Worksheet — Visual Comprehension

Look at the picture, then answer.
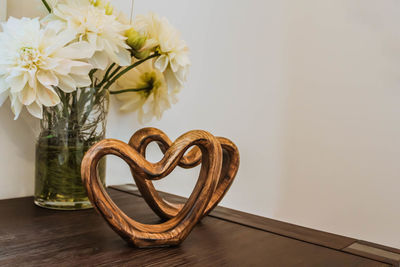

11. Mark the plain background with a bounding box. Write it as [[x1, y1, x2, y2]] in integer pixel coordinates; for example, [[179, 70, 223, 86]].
[[0, 0, 399, 249]]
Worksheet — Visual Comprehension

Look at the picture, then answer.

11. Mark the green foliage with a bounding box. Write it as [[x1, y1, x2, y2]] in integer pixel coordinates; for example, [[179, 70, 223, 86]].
[[34, 87, 109, 210]]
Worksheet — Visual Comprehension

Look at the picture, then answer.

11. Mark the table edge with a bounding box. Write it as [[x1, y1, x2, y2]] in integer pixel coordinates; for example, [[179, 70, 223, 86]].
[[109, 184, 400, 266]]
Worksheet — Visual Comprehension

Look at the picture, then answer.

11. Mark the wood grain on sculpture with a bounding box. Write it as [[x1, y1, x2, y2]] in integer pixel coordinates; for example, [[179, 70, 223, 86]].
[[81, 128, 240, 248]]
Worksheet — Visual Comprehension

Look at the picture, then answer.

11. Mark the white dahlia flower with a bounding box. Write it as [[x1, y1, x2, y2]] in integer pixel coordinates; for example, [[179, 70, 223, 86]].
[[0, 17, 93, 119], [49, 0, 131, 70], [133, 12, 190, 93], [115, 60, 176, 124]]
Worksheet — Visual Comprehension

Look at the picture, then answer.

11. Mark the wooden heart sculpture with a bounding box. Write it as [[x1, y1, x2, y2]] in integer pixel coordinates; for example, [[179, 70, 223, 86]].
[[128, 128, 240, 220], [81, 128, 239, 248]]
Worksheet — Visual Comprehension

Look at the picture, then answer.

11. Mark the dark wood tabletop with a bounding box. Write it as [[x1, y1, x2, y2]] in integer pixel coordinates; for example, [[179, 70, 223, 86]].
[[0, 184, 399, 266]]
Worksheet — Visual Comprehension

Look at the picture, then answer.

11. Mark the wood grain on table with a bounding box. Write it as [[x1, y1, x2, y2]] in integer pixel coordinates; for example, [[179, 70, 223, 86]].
[[0, 185, 398, 266]]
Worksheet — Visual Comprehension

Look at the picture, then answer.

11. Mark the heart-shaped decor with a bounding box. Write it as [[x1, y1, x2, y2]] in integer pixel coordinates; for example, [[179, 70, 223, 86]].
[[81, 128, 240, 248], [128, 128, 240, 220]]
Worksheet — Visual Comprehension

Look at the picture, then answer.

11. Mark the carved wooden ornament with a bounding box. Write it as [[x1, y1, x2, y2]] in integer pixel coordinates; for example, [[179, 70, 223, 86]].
[[81, 128, 240, 248]]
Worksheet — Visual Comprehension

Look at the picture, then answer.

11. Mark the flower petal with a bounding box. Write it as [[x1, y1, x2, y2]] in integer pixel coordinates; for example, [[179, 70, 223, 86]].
[[7, 73, 28, 93], [56, 41, 95, 60], [88, 51, 109, 70], [120, 97, 143, 112], [10, 94, 23, 120], [69, 61, 92, 76], [169, 57, 179, 73], [37, 84, 60, 107], [87, 33, 97, 46], [70, 74, 91, 87], [154, 55, 169, 72], [53, 60, 72, 75], [42, 22, 75, 55], [58, 75, 76, 93], [113, 47, 131, 67], [18, 84, 36, 105], [0, 91, 8, 107], [175, 52, 191, 67], [0, 78, 9, 94], [27, 101, 43, 119], [174, 67, 188, 84], [164, 68, 182, 92], [37, 70, 59, 87]]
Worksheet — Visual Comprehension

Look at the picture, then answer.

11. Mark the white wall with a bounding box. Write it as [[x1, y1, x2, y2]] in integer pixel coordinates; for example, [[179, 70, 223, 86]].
[[279, 0, 400, 250], [0, 0, 6, 21], [1, 0, 399, 249], [0, 0, 42, 200]]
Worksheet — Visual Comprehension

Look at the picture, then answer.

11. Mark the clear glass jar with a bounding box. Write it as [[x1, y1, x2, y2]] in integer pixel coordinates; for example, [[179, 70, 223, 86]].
[[34, 87, 109, 210]]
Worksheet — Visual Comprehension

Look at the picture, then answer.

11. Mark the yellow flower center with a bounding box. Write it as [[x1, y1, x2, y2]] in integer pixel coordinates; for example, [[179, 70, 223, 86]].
[[139, 71, 162, 98], [89, 0, 113, 15], [19, 47, 41, 69]]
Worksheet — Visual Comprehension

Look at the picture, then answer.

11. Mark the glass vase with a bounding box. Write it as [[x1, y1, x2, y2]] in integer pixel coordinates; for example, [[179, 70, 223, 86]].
[[34, 87, 109, 210]]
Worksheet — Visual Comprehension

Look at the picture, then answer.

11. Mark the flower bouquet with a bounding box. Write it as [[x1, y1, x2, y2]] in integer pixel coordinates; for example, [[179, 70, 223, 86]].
[[0, 0, 190, 210]]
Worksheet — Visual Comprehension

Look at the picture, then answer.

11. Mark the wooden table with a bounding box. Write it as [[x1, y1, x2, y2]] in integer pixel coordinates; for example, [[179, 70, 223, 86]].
[[1, 184, 399, 266]]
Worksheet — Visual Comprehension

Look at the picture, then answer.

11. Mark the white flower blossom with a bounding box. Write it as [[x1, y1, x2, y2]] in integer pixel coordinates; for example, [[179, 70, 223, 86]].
[[115, 60, 176, 124], [49, 0, 131, 70], [133, 12, 190, 93], [0, 17, 93, 119]]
